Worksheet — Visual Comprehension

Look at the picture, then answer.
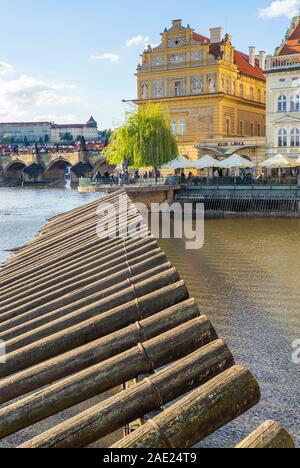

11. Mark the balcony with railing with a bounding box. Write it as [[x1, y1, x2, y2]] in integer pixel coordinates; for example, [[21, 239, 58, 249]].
[[266, 54, 300, 72]]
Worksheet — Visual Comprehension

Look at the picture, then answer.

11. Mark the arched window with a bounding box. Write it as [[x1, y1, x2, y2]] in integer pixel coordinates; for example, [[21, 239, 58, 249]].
[[291, 128, 300, 147], [278, 128, 288, 147], [278, 95, 287, 112], [291, 95, 300, 111]]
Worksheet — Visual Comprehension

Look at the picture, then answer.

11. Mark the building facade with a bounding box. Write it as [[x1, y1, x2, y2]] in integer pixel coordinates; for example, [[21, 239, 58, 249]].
[[0, 122, 52, 144], [136, 20, 266, 162], [50, 117, 98, 143], [265, 16, 300, 160], [0, 117, 98, 144]]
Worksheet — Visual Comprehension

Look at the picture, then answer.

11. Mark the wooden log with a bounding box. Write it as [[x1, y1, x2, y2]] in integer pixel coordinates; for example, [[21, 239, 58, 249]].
[[0, 241, 164, 307], [236, 421, 295, 449], [113, 365, 260, 449], [0, 281, 188, 378], [19, 340, 234, 449], [0, 210, 145, 281], [0, 230, 151, 295], [1, 266, 179, 353], [0, 321, 224, 440], [0, 242, 164, 328], [0, 244, 165, 318], [3, 196, 137, 266], [0, 299, 204, 405]]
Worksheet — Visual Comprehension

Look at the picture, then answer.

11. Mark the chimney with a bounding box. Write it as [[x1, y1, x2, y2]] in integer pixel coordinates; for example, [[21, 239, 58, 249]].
[[210, 27, 224, 44], [249, 46, 256, 67], [259, 51, 266, 71]]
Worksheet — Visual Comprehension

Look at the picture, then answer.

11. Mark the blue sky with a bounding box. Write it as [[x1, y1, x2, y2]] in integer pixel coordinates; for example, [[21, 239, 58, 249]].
[[0, 0, 299, 128]]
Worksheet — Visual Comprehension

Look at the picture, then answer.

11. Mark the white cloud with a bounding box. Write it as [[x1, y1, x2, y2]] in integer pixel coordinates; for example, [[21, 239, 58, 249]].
[[125, 35, 151, 47], [33, 114, 78, 123], [90, 53, 119, 63], [259, 0, 299, 18], [0, 61, 14, 77], [0, 72, 83, 121]]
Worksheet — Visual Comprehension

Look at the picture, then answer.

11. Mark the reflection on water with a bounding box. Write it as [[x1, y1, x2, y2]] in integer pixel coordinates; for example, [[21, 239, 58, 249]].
[[0, 188, 299, 447], [159, 218, 300, 447]]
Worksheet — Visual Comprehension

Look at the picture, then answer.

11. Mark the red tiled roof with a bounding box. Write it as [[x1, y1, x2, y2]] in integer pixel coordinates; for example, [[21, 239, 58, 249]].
[[279, 23, 300, 55], [192, 31, 265, 81], [234, 50, 265, 81], [192, 32, 210, 43]]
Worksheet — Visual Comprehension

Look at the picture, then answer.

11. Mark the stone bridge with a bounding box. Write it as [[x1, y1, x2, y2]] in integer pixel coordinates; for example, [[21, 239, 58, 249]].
[[0, 151, 106, 183]]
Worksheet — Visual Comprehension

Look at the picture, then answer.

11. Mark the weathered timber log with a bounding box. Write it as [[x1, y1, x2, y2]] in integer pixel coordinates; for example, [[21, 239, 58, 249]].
[[0, 230, 151, 295], [2, 194, 137, 268], [1, 267, 179, 352], [0, 242, 165, 328], [113, 365, 260, 449], [0, 320, 224, 440], [0, 281, 188, 378], [0, 300, 204, 405], [236, 421, 295, 449], [0, 209, 144, 281], [0, 196, 139, 271], [0, 244, 165, 317], [0, 241, 164, 308], [19, 340, 234, 449]]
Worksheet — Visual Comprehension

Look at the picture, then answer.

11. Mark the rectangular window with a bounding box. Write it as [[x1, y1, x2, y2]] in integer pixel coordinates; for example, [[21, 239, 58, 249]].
[[239, 121, 244, 136], [178, 120, 185, 136], [174, 81, 182, 97], [257, 124, 261, 137], [171, 121, 177, 135], [251, 123, 255, 137], [226, 118, 231, 135]]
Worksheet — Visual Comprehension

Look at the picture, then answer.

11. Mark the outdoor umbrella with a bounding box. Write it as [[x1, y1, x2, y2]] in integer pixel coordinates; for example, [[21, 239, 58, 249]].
[[222, 155, 255, 169], [259, 154, 293, 168], [190, 155, 225, 169], [163, 156, 193, 170]]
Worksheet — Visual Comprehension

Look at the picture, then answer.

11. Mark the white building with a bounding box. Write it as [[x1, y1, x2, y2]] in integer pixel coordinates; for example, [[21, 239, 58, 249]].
[[265, 16, 300, 160], [0, 122, 51, 144], [50, 117, 98, 143], [0, 117, 98, 144]]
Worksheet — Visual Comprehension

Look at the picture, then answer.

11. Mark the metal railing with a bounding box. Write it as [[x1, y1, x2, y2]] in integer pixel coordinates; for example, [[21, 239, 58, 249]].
[[79, 176, 181, 188]]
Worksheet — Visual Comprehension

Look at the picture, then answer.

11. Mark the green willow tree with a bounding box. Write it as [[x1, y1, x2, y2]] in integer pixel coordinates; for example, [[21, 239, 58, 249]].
[[103, 104, 178, 168]]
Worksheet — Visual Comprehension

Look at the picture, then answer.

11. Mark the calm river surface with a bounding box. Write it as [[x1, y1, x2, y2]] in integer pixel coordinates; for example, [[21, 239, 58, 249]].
[[0, 187, 299, 448]]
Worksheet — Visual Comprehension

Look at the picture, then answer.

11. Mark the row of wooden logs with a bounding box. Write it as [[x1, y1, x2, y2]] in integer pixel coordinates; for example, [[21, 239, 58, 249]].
[[0, 190, 295, 448]]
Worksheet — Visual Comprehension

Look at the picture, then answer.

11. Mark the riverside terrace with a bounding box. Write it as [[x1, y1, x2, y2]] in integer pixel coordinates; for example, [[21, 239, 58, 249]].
[[78, 176, 300, 215]]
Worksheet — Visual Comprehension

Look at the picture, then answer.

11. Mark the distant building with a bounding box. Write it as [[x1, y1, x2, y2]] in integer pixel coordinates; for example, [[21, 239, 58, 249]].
[[136, 20, 266, 163], [50, 117, 98, 143], [0, 122, 52, 144], [0, 117, 98, 144], [265, 16, 300, 160]]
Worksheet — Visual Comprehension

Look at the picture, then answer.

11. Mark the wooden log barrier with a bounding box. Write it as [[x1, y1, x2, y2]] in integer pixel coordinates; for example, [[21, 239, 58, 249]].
[[19, 340, 234, 449], [2, 267, 180, 352], [0, 299, 205, 405], [0, 281, 188, 378], [0, 321, 225, 440], [0, 230, 151, 296], [113, 365, 260, 449], [236, 421, 295, 449]]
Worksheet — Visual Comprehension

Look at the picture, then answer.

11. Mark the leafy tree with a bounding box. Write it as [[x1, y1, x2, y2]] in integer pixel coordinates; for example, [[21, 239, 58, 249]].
[[103, 104, 178, 168], [60, 132, 74, 143], [44, 134, 49, 144], [2, 135, 10, 144]]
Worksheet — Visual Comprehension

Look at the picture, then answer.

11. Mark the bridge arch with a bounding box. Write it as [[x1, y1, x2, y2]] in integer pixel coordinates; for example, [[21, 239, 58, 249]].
[[4, 160, 27, 180], [44, 159, 72, 181]]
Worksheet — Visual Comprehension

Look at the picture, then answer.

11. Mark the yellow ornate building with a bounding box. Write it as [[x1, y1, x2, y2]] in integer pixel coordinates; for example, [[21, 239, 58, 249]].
[[136, 20, 267, 162]]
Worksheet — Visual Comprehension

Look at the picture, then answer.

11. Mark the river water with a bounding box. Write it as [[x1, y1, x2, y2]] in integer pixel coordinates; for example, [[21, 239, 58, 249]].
[[0, 187, 299, 448]]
